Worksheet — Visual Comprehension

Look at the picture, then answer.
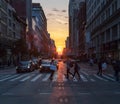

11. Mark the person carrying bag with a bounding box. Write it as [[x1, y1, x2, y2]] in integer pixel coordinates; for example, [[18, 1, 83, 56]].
[[49, 59, 57, 80]]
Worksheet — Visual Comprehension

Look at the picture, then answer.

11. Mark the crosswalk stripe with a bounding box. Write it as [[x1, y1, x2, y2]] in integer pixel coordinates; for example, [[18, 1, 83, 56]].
[[81, 71, 89, 76], [0, 74, 19, 81], [108, 74, 114, 77], [0, 72, 118, 82], [20, 74, 34, 82], [80, 74, 88, 82], [80, 71, 95, 82], [10, 74, 28, 81], [102, 74, 115, 81], [31, 74, 42, 82], [90, 79, 95, 82], [73, 77, 78, 82], [94, 74, 108, 81], [0, 75, 11, 79], [42, 74, 50, 81]]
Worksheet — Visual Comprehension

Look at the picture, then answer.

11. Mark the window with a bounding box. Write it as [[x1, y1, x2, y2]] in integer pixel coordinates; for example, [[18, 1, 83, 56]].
[[112, 25, 118, 40], [13, 23, 15, 30], [106, 29, 110, 41], [9, 19, 12, 27], [101, 32, 105, 43]]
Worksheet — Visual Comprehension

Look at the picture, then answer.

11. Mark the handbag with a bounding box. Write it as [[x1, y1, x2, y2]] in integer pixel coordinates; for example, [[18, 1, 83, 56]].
[[102, 62, 107, 70], [50, 65, 57, 71]]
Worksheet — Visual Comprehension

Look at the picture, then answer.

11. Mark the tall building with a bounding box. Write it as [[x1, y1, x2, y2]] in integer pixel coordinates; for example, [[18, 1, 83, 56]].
[[9, 0, 33, 53], [0, 0, 26, 66], [9, 0, 32, 31], [68, 0, 86, 58], [32, 3, 50, 57], [77, 1, 86, 60], [86, 0, 120, 61]]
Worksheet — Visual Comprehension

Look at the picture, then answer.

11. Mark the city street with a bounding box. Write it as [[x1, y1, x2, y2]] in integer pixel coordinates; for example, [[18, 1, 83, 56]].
[[0, 61, 120, 104]]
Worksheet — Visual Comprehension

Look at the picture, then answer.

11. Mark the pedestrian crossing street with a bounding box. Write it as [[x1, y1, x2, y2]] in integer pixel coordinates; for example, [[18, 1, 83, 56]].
[[0, 71, 117, 83]]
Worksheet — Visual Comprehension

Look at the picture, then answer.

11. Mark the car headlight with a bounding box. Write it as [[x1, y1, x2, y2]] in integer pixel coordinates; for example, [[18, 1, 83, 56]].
[[27, 65, 30, 68]]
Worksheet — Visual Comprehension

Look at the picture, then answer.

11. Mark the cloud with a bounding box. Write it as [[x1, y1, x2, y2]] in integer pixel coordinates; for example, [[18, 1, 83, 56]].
[[55, 19, 67, 25], [64, 23, 68, 25], [52, 8, 59, 12], [65, 16, 68, 18], [47, 13, 54, 16], [61, 10, 66, 12]]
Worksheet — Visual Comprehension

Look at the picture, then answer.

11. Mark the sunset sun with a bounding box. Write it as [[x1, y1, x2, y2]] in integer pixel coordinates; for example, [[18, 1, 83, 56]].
[[57, 47, 63, 55]]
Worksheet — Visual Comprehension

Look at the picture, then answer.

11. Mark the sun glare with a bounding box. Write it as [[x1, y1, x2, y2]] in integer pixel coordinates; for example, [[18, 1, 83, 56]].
[[57, 47, 63, 55]]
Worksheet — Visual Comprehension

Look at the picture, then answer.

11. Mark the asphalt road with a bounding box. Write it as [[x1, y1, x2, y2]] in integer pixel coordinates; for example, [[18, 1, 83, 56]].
[[0, 61, 120, 104]]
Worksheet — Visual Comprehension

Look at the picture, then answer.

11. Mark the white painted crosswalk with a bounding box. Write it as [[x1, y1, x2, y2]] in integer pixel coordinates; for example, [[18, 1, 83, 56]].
[[0, 72, 117, 83]]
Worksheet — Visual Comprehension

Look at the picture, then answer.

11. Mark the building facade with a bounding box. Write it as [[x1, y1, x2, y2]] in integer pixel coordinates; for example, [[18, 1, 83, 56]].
[[0, 0, 26, 66], [9, 0, 32, 52], [32, 3, 51, 57], [68, 0, 86, 59], [86, 0, 120, 61]]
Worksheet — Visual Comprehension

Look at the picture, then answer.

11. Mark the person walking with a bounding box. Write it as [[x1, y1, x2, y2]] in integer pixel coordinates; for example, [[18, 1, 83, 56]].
[[72, 61, 81, 80], [89, 58, 94, 66], [112, 59, 120, 81], [66, 58, 73, 79], [97, 58, 103, 76], [49, 59, 56, 80]]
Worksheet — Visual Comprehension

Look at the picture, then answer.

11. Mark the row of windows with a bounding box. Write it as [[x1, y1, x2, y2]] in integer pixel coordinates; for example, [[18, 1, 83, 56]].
[[0, 0, 7, 11], [90, 0, 118, 32], [87, 0, 117, 24], [91, 24, 119, 47]]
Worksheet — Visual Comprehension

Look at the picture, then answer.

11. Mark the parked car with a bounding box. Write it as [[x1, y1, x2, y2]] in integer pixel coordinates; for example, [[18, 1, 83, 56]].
[[39, 60, 51, 72], [16, 60, 34, 73]]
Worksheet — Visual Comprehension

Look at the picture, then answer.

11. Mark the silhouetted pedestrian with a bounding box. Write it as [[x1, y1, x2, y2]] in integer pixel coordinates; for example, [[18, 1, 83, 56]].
[[49, 59, 56, 80], [112, 59, 120, 81], [66, 58, 73, 79], [97, 58, 103, 76], [73, 61, 81, 80]]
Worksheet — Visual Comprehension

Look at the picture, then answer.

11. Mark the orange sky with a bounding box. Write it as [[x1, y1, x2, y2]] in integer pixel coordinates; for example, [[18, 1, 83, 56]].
[[33, 0, 69, 54]]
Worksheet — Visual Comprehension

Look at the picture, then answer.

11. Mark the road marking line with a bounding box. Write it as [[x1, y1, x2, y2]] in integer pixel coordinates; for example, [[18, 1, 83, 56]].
[[114, 92, 120, 94], [102, 74, 115, 81], [81, 71, 95, 82], [0, 75, 11, 79], [90, 79, 95, 82], [65, 98, 68, 102], [108, 74, 114, 77], [94, 74, 108, 81], [31, 74, 42, 82], [42, 74, 50, 81], [73, 77, 78, 82], [80, 74, 88, 82], [59, 98, 63, 103], [2, 92, 14, 95], [39, 93, 51, 95], [10, 74, 28, 81], [81, 71, 89, 76], [20, 74, 34, 82], [0, 74, 19, 81], [78, 92, 91, 95]]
